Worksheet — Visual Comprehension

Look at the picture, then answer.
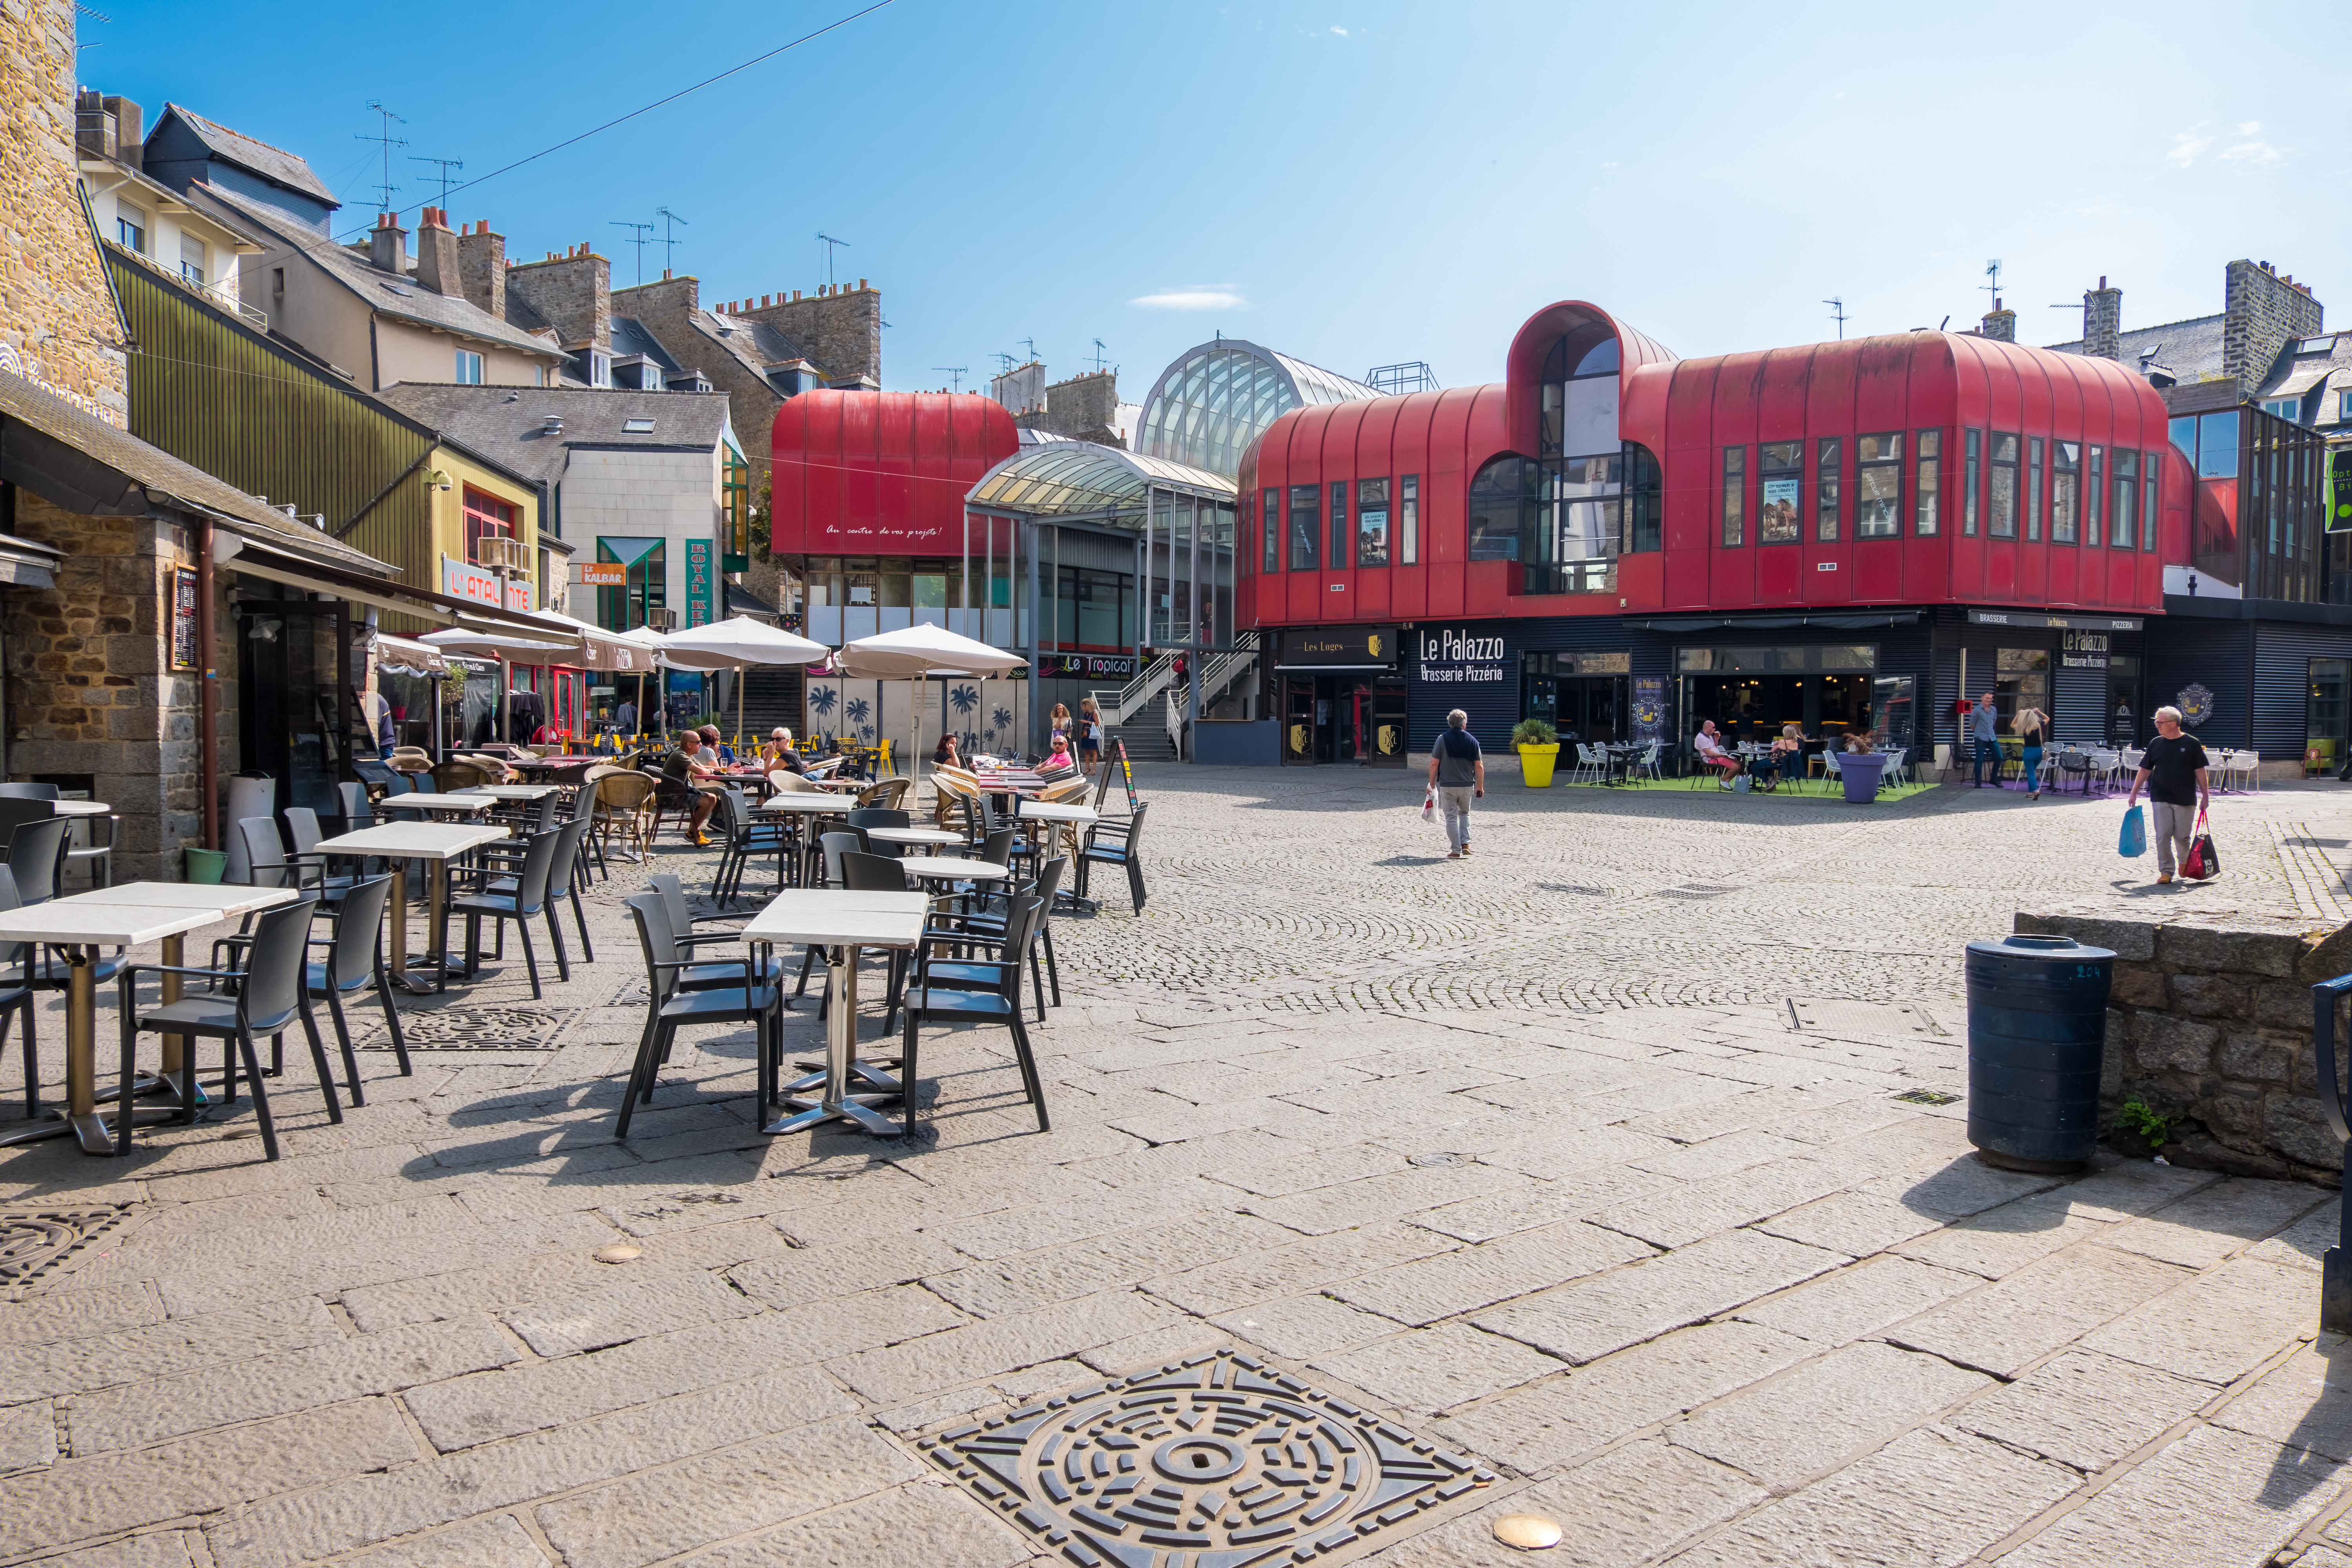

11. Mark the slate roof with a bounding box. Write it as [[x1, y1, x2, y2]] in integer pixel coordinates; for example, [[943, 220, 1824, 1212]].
[[0, 367, 391, 572], [374, 385, 732, 487], [151, 104, 338, 207], [201, 187, 566, 362], [612, 317, 684, 374], [2045, 312, 2228, 385], [2250, 332, 2352, 426]]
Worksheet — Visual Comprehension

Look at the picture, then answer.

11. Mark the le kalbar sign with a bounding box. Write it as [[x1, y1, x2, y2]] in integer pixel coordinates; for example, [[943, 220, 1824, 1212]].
[[1416, 626, 1508, 685], [684, 539, 714, 628]]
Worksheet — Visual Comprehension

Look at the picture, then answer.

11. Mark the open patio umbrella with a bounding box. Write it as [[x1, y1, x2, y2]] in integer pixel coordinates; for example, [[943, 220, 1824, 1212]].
[[417, 625, 583, 744], [834, 623, 1027, 782], [653, 615, 830, 751]]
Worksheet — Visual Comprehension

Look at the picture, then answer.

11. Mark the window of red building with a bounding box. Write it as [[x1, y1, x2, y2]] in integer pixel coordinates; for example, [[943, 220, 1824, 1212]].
[[1721, 448, 1744, 546], [1261, 488, 1279, 573], [1989, 434, 2019, 537], [1855, 434, 1903, 537], [1400, 474, 1419, 564], [1816, 438, 1841, 541], [2113, 450, 2139, 548], [1288, 485, 1319, 570], [1915, 430, 1941, 536], [1758, 442, 1801, 544], [2053, 442, 2080, 543], [2027, 439, 2044, 541]]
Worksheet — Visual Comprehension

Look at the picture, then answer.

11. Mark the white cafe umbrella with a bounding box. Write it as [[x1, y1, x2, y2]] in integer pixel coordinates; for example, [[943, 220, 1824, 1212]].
[[653, 615, 830, 748], [417, 625, 584, 744], [835, 624, 1027, 780]]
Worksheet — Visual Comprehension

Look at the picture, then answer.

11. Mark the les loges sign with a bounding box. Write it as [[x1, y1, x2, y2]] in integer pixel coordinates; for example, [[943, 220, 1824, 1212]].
[[1417, 626, 1508, 684]]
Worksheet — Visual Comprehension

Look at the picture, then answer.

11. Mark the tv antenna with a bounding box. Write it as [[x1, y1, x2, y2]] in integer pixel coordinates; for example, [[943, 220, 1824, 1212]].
[[653, 207, 688, 272], [611, 220, 654, 285], [989, 352, 1017, 374], [408, 155, 463, 208], [356, 101, 408, 212], [1089, 338, 1110, 374], [932, 366, 967, 392], [1981, 259, 2004, 309], [817, 232, 850, 288], [1018, 336, 1038, 362], [1823, 297, 1847, 339]]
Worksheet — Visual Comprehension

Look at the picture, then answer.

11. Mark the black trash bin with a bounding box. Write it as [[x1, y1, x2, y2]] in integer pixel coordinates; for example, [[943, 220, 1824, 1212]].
[[1965, 932, 2115, 1172]]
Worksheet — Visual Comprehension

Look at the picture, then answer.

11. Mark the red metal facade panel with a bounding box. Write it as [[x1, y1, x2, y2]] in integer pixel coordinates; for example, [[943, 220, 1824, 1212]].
[[769, 390, 1016, 556]]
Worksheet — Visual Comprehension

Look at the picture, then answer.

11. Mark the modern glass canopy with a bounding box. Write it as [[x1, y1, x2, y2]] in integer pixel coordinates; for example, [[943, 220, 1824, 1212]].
[[1134, 339, 1378, 478], [966, 437, 1234, 520]]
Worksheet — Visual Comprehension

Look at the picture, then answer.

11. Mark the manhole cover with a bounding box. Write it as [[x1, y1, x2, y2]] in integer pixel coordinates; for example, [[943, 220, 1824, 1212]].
[[1893, 1089, 1963, 1107], [921, 1347, 1497, 1564], [1788, 999, 1946, 1037], [0, 1208, 128, 1286], [361, 1005, 571, 1051]]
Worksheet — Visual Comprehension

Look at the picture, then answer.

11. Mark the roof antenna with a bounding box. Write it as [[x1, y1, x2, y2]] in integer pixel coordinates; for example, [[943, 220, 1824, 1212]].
[[408, 155, 463, 209], [356, 101, 408, 213], [817, 232, 850, 290], [1089, 338, 1109, 374], [1018, 337, 1038, 362], [1939, 314, 1950, 332], [654, 207, 689, 273], [932, 367, 967, 392], [1981, 259, 2004, 310], [1823, 297, 1847, 340], [611, 220, 653, 285], [989, 352, 1016, 374]]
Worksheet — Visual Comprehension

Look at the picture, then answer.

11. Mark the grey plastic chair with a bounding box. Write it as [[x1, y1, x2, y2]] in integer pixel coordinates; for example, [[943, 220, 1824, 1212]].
[[304, 873, 410, 1101]]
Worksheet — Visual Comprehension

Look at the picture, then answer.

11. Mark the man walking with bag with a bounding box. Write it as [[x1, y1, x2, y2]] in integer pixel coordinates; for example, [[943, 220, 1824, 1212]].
[[2124, 705, 2211, 885], [1969, 691, 2001, 787], [1427, 709, 1485, 860]]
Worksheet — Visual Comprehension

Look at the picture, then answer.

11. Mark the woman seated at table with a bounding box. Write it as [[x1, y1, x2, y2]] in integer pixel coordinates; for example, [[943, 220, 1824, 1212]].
[[1762, 724, 1812, 786], [762, 728, 806, 773], [933, 733, 962, 769], [1693, 720, 1743, 788]]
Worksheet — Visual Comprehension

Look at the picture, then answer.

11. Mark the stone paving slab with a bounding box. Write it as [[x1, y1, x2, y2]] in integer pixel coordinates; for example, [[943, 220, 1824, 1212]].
[[1, 770, 2348, 1567]]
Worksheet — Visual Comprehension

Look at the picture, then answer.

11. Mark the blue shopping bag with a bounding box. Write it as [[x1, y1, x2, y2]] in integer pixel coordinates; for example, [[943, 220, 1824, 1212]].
[[2118, 804, 2147, 858]]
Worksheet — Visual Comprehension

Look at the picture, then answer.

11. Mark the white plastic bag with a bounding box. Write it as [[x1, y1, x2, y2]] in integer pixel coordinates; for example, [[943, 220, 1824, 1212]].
[[1420, 789, 1437, 824]]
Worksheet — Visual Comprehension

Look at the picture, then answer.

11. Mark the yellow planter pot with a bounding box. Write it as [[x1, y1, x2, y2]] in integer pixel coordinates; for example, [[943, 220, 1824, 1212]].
[[1517, 742, 1561, 787]]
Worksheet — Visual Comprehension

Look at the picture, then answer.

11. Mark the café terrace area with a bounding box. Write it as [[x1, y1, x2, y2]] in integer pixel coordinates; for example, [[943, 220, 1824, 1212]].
[[0, 759, 2349, 1568]]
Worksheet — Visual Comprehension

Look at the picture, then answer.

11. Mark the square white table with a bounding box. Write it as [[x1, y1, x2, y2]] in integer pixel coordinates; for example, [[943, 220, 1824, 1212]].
[[899, 857, 1010, 885], [0, 883, 298, 1154], [739, 891, 926, 1137], [309, 822, 510, 993], [470, 784, 559, 802], [379, 793, 501, 818], [864, 826, 965, 852]]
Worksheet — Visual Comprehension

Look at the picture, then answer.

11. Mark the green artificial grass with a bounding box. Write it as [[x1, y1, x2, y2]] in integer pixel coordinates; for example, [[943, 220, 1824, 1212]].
[[1522, 772, 1938, 805]]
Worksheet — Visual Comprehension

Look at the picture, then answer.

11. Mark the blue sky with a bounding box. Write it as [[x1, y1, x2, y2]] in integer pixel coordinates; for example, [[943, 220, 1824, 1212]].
[[83, 0, 2349, 396]]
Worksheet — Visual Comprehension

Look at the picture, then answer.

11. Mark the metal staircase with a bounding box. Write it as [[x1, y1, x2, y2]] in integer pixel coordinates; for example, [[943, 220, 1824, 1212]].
[[1090, 632, 1263, 763]]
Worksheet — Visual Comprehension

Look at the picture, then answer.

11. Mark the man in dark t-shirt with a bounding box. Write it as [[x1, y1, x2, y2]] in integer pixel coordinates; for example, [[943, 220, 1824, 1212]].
[[2125, 705, 2210, 884], [1425, 710, 1485, 860], [662, 733, 721, 844]]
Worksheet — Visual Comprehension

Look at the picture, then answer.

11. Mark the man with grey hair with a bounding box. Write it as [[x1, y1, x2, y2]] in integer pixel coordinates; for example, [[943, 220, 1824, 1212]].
[[2125, 704, 2210, 884], [1425, 708, 1485, 860]]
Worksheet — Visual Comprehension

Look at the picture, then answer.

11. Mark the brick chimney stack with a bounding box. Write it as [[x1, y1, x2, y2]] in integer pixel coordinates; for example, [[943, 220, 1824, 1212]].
[[1980, 298, 2016, 342], [456, 220, 505, 319], [368, 212, 408, 277], [2083, 276, 2122, 360], [506, 244, 610, 352], [414, 207, 460, 297]]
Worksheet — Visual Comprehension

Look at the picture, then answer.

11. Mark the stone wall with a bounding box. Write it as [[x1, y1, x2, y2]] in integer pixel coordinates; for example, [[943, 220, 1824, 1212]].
[[612, 274, 776, 465], [4, 490, 210, 879], [2013, 909, 2352, 1183], [2222, 260, 2324, 399], [1016, 370, 1125, 448], [456, 221, 506, 319], [0, 0, 129, 423], [2083, 280, 2122, 361], [1978, 305, 2016, 343], [721, 283, 880, 385]]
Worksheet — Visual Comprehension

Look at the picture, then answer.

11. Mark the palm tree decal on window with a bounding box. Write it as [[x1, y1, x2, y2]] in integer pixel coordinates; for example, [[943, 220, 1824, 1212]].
[[990, 705, 1013, 746], [845, 696, 873, 741], [808, 683, 838, 719]]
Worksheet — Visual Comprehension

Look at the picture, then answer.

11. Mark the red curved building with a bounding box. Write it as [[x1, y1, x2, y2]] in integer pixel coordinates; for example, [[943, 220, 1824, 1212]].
[[1236, 300, 2240, 770], [771, 389, 1018, 560]]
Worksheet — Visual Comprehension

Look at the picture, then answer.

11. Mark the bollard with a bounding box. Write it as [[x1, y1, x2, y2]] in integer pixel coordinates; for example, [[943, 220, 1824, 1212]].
[[2310, 974, 2352, 1334]]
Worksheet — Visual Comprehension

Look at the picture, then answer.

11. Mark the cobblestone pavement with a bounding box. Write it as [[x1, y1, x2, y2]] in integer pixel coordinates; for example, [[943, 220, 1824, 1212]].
[[3, 769, 2352, 1566]]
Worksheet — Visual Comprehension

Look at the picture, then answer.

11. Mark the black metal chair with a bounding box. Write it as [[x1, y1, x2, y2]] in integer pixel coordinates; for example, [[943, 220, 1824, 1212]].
[[0, 783, 57, 800], [712, 786, 791, 907], [6, 813, 67, 905], [1076, 801, 1149, 913], [615, 893, 781, 1138], [795, 831, 874, 1002], [116, 897, 339, 1160], [444, 828, 566, 997], [283, 808, 361, 904], [897, 891, 1050, 1133], [478, 817, 596, 964], [846, 807, 909, 860], [0, 868, 42, 1119], [645, 872, 779, 991], [304, 873, 410, 1103]]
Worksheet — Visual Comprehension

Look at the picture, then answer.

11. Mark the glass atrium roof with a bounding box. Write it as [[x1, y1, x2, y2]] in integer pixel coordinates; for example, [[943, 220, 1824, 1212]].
[[966, 441, 1235, 519], [1136, 340, 1379, 478]]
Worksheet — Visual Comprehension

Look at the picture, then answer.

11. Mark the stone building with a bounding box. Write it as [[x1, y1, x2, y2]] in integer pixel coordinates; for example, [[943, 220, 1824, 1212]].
[[1007, 368, 1135, 449]]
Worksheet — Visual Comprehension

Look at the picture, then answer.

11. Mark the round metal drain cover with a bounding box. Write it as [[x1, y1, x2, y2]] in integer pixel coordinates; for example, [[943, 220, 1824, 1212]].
[[1495, 1512, 1563, 1550], [1409, 1151, 1466, 1168]]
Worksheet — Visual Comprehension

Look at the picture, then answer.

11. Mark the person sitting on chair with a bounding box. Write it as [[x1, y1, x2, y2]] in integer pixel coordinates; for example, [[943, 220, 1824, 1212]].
[[1694, 720, 1743, 789], [663, 732, 722, 845], [764, 728, 806, 773]]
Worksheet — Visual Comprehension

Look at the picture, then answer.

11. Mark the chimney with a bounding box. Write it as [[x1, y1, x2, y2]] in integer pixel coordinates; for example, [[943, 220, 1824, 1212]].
[[1979, 298, 2016, 343], [506, 246, 610, 351], [2083, 276, 2122, 360], [73, 90, 115, 161], [457, 219, 506, 318], [369, 212, 408, 277], [415, 207, 461, 297], [2224, 258, 2327, 397], [103, 96, 143, 169]]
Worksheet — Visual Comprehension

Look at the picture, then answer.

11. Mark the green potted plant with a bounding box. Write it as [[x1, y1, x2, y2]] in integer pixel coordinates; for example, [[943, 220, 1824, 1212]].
[[1512, 718, 1561, 787]]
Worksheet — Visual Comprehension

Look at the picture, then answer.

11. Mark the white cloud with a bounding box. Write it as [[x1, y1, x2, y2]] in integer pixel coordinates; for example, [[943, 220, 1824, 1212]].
[[2219, 137, 2283, 167], [1131, 287, 1248, 311], [2237, 120, 2262, 136], [1330, 24, 1348, 35], [2166, 124, 2212, 166]]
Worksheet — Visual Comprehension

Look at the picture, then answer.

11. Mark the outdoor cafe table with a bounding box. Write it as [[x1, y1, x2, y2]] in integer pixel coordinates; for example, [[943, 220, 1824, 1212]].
[[740, 890, 928, 1137], [307, 822, 509, 993], [864, 826, 964, 852], [0, 882, 298, 1154], [1016, 799, 1102, 909], [469, 784, 559, 802], [53, 799, 111, 818], [379, 793, 502, 822], [898, 857, 1009, 886]]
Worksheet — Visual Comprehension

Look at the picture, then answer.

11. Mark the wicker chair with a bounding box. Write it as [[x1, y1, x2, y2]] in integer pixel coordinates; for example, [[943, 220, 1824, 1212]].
[[595, 771, 656, 861], [431, 759, 499, 792], [858, 777, 913, 810]]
